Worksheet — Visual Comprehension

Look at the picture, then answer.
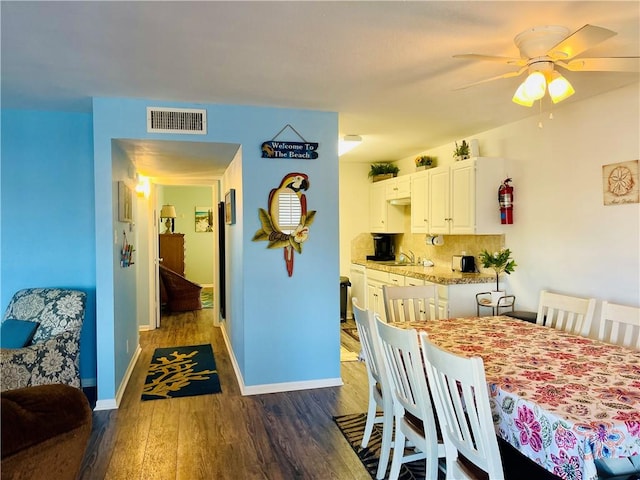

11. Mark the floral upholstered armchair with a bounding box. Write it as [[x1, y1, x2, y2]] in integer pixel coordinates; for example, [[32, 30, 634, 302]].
[[0, 288, 87, 392]]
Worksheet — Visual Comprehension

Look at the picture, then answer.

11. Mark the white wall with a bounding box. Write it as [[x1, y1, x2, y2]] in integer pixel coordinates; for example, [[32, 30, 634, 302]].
[[339, 161, 371, 277], [395, 83, 640, 337]]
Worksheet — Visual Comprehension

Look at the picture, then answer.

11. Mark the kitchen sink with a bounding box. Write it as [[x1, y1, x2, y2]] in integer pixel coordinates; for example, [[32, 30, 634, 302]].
[[375, 261, 422, 267]]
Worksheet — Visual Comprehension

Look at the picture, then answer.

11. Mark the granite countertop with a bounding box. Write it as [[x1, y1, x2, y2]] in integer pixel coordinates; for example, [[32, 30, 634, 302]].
[[353, 260, 495, 286]]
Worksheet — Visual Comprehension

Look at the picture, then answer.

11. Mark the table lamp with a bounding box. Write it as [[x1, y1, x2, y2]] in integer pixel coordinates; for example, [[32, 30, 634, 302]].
[[159, 205, 176, 234]]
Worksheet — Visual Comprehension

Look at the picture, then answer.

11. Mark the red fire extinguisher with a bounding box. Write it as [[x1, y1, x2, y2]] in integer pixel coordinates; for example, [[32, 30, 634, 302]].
[[499, 178, 514, 224]]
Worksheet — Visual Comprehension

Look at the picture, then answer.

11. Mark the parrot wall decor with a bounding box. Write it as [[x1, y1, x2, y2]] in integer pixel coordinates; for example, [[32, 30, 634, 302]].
[[252, 172, 316, 277]]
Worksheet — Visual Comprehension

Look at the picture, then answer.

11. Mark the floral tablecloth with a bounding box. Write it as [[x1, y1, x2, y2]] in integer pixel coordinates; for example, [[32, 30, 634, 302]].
[[402, 316, 640, 480]]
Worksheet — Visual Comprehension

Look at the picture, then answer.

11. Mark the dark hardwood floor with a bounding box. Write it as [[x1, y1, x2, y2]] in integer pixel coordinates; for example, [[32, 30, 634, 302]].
[[79, 310, 370, 479]]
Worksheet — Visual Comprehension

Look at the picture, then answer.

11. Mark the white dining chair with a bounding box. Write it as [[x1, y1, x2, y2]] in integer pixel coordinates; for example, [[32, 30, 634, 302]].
[[375, 316, 445, 480], [536, 290, 596, 337], [382, 284, 440, 323], [419, 332, 505, 480], [351, 298, 393, 479], [598, 301, 640, 350]]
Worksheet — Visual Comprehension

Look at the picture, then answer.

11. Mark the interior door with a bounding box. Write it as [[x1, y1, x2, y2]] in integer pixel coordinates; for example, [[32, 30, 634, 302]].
[[217, 201, 226, 319]]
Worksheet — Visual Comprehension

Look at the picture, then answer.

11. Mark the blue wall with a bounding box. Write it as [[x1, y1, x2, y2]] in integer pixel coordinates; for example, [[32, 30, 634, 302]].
[[1, 100, 339, 402], [93, 98, 339, 401], [1, 109, 97, 383]]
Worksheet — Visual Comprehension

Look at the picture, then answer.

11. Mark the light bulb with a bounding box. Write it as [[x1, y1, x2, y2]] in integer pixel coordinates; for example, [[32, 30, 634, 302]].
[[548, 73, 575, 103], [523, 71, 546, 101], [512, 82, 534, 107]]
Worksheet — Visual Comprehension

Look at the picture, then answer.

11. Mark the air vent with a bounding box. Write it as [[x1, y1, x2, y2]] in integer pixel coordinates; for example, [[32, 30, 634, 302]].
[[147, 107, 207, 134]]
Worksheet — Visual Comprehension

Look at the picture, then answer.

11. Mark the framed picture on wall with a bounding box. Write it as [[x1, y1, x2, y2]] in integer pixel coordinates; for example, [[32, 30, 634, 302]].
[[225, 189, 236, 225], [195, 206, 214, 232], [118, 181, 133, 223]]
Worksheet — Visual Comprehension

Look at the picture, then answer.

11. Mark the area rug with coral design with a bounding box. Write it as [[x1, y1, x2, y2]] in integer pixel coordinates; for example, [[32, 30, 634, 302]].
[[141, 344, 221, 401]]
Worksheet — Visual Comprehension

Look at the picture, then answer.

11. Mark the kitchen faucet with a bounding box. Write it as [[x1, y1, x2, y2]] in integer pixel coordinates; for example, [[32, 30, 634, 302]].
[[401, 250, 415, 264]]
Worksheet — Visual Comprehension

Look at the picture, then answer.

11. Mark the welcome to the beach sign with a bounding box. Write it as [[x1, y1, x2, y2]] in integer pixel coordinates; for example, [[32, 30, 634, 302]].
[[261, 141, 319, 159]]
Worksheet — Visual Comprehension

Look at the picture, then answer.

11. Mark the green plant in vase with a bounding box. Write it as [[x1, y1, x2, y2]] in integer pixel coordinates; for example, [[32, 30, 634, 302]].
[[415, 155, 437, 169], [368, 162, 400, 180], [453, 140, 470, 161], [478, 248, 517, 292]]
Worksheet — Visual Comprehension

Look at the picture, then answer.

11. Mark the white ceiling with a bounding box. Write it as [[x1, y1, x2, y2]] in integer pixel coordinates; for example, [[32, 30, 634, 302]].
[[2, 1, 638, 182]]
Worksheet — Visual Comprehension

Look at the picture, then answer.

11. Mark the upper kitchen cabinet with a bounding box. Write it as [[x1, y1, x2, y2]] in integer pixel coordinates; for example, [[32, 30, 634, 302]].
[[384, 175, 411, 202], [410, 170, 429, 233], [429, 157, 507, 235], [370, 180, 404, 233]]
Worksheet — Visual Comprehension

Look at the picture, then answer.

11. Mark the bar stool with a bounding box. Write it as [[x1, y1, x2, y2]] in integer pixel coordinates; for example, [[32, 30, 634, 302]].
[[476, 292, 515, 316]]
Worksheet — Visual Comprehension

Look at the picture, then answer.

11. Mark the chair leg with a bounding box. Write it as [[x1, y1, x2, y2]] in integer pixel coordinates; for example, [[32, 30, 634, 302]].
[[388, 423, 405, 480], [424, 436, 439, 480], [361, 390, 377, 448], [376, 412, 394, 479]]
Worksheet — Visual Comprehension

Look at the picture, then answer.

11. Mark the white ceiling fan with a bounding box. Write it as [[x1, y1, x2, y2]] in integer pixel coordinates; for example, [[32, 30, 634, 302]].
[[454, 24, 640, 106]]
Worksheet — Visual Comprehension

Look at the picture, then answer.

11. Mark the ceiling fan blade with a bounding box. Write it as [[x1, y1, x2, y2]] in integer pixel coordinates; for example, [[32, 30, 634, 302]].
[[558, 57, 640, 72], [548, 24, 617, 60], [454, 67, 527, 90], [453, 54, 526, 66]]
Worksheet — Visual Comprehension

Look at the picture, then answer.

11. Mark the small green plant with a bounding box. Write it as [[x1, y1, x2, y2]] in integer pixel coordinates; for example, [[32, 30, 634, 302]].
[[453, 140, 470, 160], [415, 155, 437, 168], [478, 248, 517, 291], [368, 162, 400, 178]]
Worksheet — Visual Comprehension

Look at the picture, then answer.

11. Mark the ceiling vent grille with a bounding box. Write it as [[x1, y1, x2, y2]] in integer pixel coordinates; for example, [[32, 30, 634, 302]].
[[147, 107, 207, 134]]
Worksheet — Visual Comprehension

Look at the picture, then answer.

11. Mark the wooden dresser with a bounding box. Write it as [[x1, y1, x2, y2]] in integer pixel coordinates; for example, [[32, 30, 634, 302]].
[[159, 234, 185, 276]]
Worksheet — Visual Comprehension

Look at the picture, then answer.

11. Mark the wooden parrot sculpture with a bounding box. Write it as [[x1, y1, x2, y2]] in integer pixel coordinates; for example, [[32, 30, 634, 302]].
[[252, 172, 316, 277]]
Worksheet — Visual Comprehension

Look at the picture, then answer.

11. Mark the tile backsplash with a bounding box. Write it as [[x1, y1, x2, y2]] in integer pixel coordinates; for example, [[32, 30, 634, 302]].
[[351, 232, 505, 269]]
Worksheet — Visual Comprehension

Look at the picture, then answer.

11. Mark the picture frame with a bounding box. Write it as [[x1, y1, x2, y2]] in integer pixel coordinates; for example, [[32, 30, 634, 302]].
[[118, 181, 133, 223], [225, 189, 236, 225], [195, 206, 214, 232], [603, 160, 639, 206]]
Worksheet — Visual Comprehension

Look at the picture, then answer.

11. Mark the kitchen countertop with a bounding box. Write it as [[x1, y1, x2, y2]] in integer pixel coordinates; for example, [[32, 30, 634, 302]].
[[353, 260, 495, 286]]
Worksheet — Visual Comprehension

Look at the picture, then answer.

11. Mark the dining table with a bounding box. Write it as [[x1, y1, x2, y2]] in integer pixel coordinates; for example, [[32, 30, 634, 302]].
[[397, 315, 640, 480]]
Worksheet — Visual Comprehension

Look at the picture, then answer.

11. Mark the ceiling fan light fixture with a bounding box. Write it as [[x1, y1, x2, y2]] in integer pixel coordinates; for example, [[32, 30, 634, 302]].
[[522, 71, 547, 100], [548, 72, 575, 103], [339, 134, 362, 156], [512, 83, 535, 107]]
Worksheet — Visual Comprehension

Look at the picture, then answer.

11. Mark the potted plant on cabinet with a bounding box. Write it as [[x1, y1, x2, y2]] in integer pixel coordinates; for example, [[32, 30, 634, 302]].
[[453, 140, 470, 161], [415, 155, 437, 171], [368, 162, 400, 182], [478, 248, 517, 303]]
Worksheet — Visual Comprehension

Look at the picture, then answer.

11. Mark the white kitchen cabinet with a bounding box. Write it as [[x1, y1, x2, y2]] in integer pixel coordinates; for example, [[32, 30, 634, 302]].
[[385, 175, 411, 201], [370, 181, 404, 233], [349, 263, 366, 316], [429, 157, 507, 235], [428, 166, 450, 233], [366, 268, 389, 321], [410, 170, 429, 233]]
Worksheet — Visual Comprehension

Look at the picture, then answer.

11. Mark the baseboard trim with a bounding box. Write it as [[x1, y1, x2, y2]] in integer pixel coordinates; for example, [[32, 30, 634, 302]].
[[218, 325, 344, 396], [242, 377, 344, 396], [93, 343, 142, 411], [218, 323, 246, 391], [94, 398, 118, 411]]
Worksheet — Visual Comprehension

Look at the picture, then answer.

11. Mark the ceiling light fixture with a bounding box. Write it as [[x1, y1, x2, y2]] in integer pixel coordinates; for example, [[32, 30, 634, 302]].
[[512, 63, 575, 107], [548, 71, 575, 103], [339, 135, 362, 156]]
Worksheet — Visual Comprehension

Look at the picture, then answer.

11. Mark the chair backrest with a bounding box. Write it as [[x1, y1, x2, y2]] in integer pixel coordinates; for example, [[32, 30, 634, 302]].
[[598, 301, 640, 350], [536, 290, 596, 337], [352, 297, 387, 389], [419, 332, 505, 480], [2, 288, 87, 344], [382, 284, 439, 323], [374, 316, 439, 432]]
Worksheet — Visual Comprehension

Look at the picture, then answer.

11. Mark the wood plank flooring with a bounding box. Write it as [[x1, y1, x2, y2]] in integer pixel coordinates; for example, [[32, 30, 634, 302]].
[[79, 310, 370, 479]]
